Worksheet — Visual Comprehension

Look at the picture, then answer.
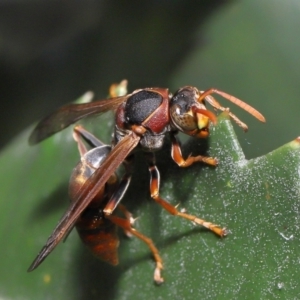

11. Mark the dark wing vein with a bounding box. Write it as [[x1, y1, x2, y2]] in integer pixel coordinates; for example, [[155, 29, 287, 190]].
[[29, 95, 128, 145]]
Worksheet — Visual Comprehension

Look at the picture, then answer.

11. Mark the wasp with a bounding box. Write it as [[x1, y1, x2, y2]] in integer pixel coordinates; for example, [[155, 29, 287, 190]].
[[61, 125, 164, 282], [28, 81, 265, 283]]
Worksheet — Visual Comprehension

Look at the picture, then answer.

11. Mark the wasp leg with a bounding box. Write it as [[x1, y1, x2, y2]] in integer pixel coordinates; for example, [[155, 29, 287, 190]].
[[117, 203, 136, 237], [109, 79, 128, 98], [106, 214, 164, 285], [145, 152, 226, 237], [118, 203, 135, 225], [73, 124, 107, 156], [170, 133, 218, 167], [103, 155, 134, 215]]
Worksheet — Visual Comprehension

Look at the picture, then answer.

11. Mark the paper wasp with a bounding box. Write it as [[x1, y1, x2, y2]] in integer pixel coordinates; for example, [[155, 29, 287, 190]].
[[28, 81, 265, 283], [67, 125, 164, 282]]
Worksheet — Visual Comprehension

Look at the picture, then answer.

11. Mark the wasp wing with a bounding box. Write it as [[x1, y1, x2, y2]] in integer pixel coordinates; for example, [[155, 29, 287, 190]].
[[28, 132, 140, 271], [29, 95, 130, 145]]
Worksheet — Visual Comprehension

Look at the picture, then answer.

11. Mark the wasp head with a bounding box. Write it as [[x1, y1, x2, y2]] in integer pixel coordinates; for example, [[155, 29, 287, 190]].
[[169, 86, 216, 138]]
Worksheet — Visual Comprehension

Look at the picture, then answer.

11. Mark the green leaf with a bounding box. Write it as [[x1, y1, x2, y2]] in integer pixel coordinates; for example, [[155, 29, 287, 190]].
[[1, 109, 300, 299]]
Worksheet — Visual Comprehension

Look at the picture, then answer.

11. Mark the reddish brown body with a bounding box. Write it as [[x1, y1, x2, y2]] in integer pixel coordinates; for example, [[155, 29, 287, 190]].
[[28, 81, 265, 284]]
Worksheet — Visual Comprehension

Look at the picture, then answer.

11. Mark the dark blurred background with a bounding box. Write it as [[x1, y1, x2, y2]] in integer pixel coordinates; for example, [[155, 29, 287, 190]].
[[1, 0, 300, 157], [0, 0, 226, 146]]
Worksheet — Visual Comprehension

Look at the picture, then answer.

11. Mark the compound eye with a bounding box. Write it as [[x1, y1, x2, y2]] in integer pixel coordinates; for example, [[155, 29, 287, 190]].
[[170, 105, 198, 132]]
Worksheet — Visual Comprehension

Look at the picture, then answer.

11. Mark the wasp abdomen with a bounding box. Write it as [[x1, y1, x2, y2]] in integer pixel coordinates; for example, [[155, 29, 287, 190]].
[[76, 208, 119, 265]]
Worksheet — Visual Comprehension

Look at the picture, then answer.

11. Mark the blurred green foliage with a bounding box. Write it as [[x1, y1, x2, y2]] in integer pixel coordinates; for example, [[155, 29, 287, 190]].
[[1, 1, 300, 299]]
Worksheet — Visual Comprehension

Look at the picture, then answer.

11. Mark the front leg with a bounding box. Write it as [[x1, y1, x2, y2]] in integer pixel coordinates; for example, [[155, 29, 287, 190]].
[[170, 132, 217, 167], [145, 152, 226, 237]]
